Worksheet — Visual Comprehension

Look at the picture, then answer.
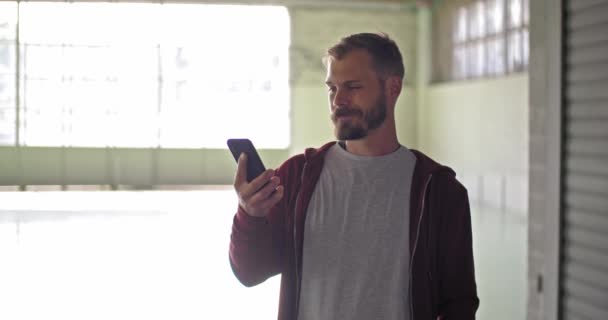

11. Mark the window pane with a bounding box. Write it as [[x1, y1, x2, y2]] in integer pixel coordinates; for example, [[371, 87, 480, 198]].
[[523, 29, 529, 68], [460, 42, 488, 79], [0, 43, 15, 74], [0, 75, 14, 105], [0, 2, 17, 145], [453, 45, 468, 80], [0, 2, 17, 41], [20, 44, 159, 147], [472, 42, 486, 77], [19, 78, 73, 146], [0, 85, 15, 145], [0, 44, 16, 142], [487, 0, 505, 34], [467, 44, 476, 78], [508, 0, 523, 28], [523, 0, 529, 25], [487, 36, 506, 75], [468, 1, 486, 39], [454, 7, 468, 43], [0, 108, 15, 145], [157, 5, 290, 148], [19, 3, 162, 46], [507, 31, 523, 72]]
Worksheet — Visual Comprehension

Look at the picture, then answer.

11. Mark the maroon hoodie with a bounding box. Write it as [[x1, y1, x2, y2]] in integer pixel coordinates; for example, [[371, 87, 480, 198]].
[[229, 142, 479, 319]]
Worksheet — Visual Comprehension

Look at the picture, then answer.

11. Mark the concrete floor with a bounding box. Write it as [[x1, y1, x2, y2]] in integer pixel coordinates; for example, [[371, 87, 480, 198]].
[[0, 189, 526, 319]]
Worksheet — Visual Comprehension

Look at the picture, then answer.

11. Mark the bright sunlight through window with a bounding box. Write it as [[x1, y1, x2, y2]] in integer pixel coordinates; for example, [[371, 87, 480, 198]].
[[0, 2, 290, 148]]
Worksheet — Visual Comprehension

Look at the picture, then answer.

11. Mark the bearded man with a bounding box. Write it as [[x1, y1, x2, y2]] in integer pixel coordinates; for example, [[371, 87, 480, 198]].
[[229, 32, 480, 320]]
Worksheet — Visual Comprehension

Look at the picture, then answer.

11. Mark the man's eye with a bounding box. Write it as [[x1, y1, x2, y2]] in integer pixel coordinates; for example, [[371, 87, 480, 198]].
[[327, 87, 336, 93]]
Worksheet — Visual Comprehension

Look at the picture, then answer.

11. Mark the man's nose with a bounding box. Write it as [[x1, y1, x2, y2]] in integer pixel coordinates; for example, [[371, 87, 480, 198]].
[[332, 88, 350, 108]]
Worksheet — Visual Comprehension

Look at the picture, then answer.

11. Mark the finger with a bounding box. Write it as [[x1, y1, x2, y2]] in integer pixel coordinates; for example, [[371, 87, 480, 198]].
[[257, 185, 284, 211], [234, 153, 248, 189], [243, 169, 275, 197], [249, 176, 280, 203]]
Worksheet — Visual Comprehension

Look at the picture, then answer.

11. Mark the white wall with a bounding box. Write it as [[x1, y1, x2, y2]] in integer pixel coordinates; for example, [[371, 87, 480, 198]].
[[419, 74, 529, 213]]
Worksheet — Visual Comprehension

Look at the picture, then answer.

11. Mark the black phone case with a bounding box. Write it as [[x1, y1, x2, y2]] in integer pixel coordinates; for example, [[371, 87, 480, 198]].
[[227, 139, 267, 182]]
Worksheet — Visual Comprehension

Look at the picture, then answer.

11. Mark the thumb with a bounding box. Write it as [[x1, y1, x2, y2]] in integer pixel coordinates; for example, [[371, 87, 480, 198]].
[[235, 152, 248, 187]]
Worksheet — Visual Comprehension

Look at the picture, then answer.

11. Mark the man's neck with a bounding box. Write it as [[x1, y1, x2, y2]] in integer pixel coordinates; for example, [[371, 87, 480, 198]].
[[343, 128, 400, 157]]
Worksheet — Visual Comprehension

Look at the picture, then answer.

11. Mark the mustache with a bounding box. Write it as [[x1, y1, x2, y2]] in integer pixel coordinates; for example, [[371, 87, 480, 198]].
[[332, 108, 363, 120]]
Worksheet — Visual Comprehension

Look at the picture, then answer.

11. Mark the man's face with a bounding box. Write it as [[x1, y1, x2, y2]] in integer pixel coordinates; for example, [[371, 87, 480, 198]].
[[325, 50, 387, 141]]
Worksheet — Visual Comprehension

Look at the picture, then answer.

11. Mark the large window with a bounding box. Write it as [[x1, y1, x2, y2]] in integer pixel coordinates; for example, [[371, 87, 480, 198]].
[[0, 2, 290, 148], [434, 0, 529, 81]]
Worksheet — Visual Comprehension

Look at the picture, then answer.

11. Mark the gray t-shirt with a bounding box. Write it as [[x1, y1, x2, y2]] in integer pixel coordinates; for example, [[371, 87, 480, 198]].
[[297, 142, 417, 320]]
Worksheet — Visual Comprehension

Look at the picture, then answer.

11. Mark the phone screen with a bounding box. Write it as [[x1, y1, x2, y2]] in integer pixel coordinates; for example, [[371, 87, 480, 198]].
[[227, 139, 267, 182]]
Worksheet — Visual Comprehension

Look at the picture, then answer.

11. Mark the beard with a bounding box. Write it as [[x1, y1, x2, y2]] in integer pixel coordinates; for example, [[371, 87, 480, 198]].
[[331, 93, 387, 141]]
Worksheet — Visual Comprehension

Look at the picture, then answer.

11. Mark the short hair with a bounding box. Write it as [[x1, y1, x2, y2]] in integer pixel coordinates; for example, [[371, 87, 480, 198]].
[[325, 32, 405, 80]]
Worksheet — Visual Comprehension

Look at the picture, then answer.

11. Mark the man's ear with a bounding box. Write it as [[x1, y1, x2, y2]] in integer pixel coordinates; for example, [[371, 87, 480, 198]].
[[386, 76, 402, 99]]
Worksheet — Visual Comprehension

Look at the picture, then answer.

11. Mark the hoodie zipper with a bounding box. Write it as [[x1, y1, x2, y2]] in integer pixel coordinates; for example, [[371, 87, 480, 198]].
[[409, 174, 433, 320], [293, 161, 308, 320]]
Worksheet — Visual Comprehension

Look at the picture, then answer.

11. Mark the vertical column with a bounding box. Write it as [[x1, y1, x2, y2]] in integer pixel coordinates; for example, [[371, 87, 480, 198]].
[[416, 3, 432, 150], [528, 0, 563, 319]]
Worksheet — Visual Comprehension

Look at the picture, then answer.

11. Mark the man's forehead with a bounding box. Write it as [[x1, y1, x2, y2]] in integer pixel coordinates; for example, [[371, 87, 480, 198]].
[[325, 52, 375, 83]]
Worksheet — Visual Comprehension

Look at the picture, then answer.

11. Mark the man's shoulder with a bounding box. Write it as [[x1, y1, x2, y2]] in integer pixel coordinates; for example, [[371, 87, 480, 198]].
[[409, 149, 467, 193], [410, 149, 456, 177]]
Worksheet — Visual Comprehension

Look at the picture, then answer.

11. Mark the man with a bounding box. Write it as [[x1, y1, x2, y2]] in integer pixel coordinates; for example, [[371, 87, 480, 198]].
[[229, 32, 479, 320]]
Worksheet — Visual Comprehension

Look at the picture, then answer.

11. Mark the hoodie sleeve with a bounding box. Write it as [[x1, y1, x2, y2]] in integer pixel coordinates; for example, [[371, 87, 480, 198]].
[[228, 208, 278, 287], [437, 178, 480, 319], [228, 160, 294, 287]]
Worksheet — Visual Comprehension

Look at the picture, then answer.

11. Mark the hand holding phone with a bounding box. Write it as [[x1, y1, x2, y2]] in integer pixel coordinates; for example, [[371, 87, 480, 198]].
[[227, 138, 267, 182], [227, 139, 284, 217]]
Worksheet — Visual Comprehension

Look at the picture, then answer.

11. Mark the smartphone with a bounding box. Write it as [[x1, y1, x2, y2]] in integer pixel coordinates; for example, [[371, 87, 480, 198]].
[[227, 138, 267, 182]]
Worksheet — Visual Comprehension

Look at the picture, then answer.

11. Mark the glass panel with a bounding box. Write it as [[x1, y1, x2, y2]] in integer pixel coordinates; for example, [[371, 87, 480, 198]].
[[466, 42, 486, 78], [61, 45, 157, 147], [0, 2, 18, 41], [523, 29, 529, 68], [63, 79, 158, 148], [454, 7, 468, 43], [0, 73, 15, 102], [487, 36, 506, 76], [523, 0, 529, 25], [474, 42, 486, 77], [158, 4, 290, 148], [19, 79, 65, 146], [468, 1, 487, 40], [508, 0, 523, 28], [0, 43, 16, 75], [508, 31, 523, 72], [0, 73, 16, 145], [19, 2, 162, 46], [466, 44, 476, 78], [0, 107, 16, 145], [487, 0, 505, 35], [452, 45, 467, 80], [22, 44, 64, 79], [20, 107, 65, 147]]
